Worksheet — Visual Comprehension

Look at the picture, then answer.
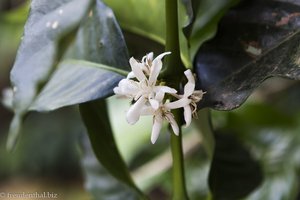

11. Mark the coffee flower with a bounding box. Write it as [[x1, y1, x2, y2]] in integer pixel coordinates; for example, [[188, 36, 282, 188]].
[[167, 70, 205, 126], [114, 52, 205, 143], [114, 52, 176, 125]]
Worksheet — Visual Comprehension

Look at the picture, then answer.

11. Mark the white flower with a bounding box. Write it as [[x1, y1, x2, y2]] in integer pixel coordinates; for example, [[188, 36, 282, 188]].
[[167, 69, 205, 126], [114, 52, 176, 125], [141, 91, 189, 144], [114, 52, 205, 144]]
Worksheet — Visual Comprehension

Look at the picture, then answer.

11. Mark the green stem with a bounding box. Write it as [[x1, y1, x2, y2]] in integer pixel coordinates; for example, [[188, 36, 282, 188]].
[[164, 0, 189, 199], [170, 110, 189, 200], [162, 0, 185, 79]]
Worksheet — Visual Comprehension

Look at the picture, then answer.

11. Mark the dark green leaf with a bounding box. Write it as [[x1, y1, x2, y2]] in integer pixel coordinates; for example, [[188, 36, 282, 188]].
[[79, 100, 146, 199], [189, 0, 239, 59], [80, 134, 140, 200], [195, 0, 300, 110], [213, 83, 300, 199], [208, 131, 263, 200]]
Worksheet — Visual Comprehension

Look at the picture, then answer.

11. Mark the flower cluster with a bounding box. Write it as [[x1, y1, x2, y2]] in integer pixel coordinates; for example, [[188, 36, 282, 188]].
[[114, 52, 205, 144]]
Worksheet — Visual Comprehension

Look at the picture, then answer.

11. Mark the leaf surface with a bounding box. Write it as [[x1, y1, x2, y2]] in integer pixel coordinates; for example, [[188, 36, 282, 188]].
[[195, 0, 300, 110]]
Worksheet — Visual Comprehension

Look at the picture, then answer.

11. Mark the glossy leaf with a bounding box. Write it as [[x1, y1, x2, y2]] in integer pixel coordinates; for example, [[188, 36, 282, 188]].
[[208, 131, 263, 200], [79, 100, 145, 199], [7, 0, 130, 149], [195, 0, 300, 110], [22, 0, 129, 112], [7, 0, 93, 150], [80, 133, 140, 200], [10, 0, 93, 113]]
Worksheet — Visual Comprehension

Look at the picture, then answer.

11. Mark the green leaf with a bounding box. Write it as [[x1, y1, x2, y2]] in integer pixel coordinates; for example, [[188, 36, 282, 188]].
[[104, 0, 237, 68], [189, 0, 239, 59], [208, 131, 263, 200], [7, 0, 130, 149], [7, 0, 93, 150], [10, 0, 93, 113], [29, 60, 127, 112], [79, 100, 146, 199], [30, 0, 130, 112], [80, 134, 140, 200], [103, 0, 165, 44], [195, 0, 300, 110], [213, 83, 300, 199]]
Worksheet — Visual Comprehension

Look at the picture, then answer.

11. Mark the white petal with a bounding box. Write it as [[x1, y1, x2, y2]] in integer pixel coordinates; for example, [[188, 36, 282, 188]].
[[154, 52, 171, 61], [129, 58, 146, 82], [126, 97, 146, 125], [166, 113, 179, 135], [151, 115, 163, 144], [184, 70, 195, 97], [114, 79, 139, 97], [126, 71, 135, 79], [149, 98, 160, 110], [148, 61, 161, 86], [183, 105, 192, 126], [155, 91, 165, 102], [140, 106, 154, 116], [147, 52, 154, 61], [165, 98, 191, 109], [155, 86, 177, 94], [148, 52, 171, 85]]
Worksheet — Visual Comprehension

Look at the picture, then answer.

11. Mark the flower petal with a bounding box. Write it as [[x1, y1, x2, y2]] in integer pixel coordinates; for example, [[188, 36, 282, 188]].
[[140, 106, 154, 116], [151, 115, 163, 144], [155, 91, 166, 103], [183, 70, 195, 97], [129, 57, 146, 82], [148, 52, 171, 85], [165, 98, 191, 110], [149, 98, 160, 110], [183, 105, 192, 126], [166, 113, 179, 135], [155, 86, 177, 94], [126, 71, 135, 79], [126, 97, 147, 125]]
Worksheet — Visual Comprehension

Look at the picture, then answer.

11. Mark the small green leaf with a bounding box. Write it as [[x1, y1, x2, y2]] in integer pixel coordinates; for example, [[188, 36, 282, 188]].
[[79, 100, 146, 199], [208, 131, 263, 200]]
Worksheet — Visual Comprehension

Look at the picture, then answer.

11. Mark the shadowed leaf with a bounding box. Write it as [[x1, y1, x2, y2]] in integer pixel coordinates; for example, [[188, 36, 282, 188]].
[[209, 132, 263, 200], [79, 100, 145, 199], [195, 0, 300, 110]]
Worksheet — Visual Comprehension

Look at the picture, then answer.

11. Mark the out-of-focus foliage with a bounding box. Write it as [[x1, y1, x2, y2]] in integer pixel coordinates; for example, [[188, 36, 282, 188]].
[[103, 0, 238, 68]]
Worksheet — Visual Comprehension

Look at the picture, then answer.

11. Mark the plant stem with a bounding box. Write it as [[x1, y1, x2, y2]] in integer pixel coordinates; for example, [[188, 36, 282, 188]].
[[162, 0, 185, 79], [170, 109, 189, 200], [164, 0, 189, 199]]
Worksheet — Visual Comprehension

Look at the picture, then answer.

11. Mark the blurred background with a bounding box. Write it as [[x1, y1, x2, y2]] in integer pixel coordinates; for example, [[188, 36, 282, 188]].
[[1, 1, 300, 200]]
